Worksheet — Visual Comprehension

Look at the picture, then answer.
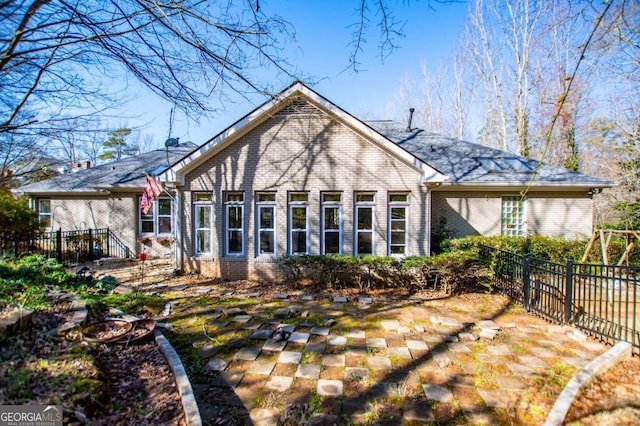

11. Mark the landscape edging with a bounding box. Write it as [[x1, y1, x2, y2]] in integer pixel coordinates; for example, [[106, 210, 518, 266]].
[[544, 340, 632, 426], [154, 329, 203, 426]]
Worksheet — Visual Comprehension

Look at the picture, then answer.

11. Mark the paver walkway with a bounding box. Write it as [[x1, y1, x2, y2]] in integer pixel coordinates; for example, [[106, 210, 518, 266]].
[[174, 291, 608, 425]]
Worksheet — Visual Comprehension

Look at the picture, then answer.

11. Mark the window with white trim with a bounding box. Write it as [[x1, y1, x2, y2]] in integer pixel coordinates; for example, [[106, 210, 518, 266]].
[[256, 192, 276, 256], [225, 192, 244, 256], [388, 193, 408, 256], [322, 193, 342, 254], [139, 196, 173, 235], [502, 195, 526, 236], [355, 193, 375, 256], [289, 192, 309, 255], [193, 193, 212, 255], [37, 199, 51, 229]]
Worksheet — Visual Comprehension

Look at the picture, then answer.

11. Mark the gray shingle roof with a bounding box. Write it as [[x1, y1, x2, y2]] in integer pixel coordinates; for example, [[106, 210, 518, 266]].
[[367, 120, 614, 188], [18, 143, 197, 194]]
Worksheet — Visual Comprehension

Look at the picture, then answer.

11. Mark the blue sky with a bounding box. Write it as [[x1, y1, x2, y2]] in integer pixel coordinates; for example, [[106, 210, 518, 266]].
[[120, 1, 469, 147]]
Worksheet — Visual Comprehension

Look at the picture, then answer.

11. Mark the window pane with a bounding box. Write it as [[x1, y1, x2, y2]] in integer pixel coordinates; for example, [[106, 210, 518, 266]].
[[356, 193, 374, 202], [260, 207, 274, 228], [228, 231, 242, 253], [141, 220, 154, 233], [39, 200, 51, 213], [357, 233, 372, 255], [391, 207, 406, 220], [197, 230, 211, 253], [391, 220, 405, 231], [322, 193, 341, 202], [257, 193, 276, 202], [391, 231, 406, 245], [228, 206, 242, 228], [292, 231, 307, 254], [196, 206, 210, 228], [194, 193, 212, 202], [158, 198, 171, 215], [227, 193, 243, 202], [390, 245, 405, 254], [291, 207, 307, 229], [324, 207, 340, 230], [259, 231, 275, 254], [324, 232, 340, 254], [357, 207, 373, 230], [158, 217, 172, 233], [289, 193, 308, 202], [389, 194, 408, 202]]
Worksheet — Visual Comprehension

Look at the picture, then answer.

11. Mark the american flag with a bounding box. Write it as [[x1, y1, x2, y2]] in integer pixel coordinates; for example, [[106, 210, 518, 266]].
[[141, 175, 164, 214]]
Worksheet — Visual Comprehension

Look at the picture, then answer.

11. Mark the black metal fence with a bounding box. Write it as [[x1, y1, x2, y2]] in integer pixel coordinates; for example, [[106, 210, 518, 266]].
[[0, 228, 133, 265], [481, 245, 639, 355]]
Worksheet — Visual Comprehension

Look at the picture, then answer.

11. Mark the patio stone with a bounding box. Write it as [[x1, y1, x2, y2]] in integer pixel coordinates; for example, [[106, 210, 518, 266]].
[[529, 347, 557, 358], [275, 293, 289, 299], [477, 388, 513, 408], [247, 360, 275, 376], [398, 325, 412, 334], [433, 352, 454, 368], [250, 408, 279, 426], [478, 320, 500, 330], [563, 357, 590, 369], [507, 363, 537, 377], [495, 375, 528, 390], [205, 358, 228, 372], [235, 347, 261, 361], [345, 346, 368, 357], [263, 340, 287, 351], [276, 324, 296, 333], [310, 326, 330, 336], [403, 400, 435, 422], [358, 297, 372, 304], [288, 332, 310, 344], [518, 356, 549, 368], [347, 330, 366, 339], [448, 343, 472, 353], [406, 339, 429, 351], [387, 347, 412, 359], [461, 405, 496, 425], [438, 316, 460, 326], [414, 323, 426, 333], [322, 354, 346, 367], [213, 371, 243, 388], [304, 342, 326, 354], [296, 364, 321, 379], [317, 379, 343, 396], [197, 345, 218, 357], [278, 351, 302, 364], [264, 376, 294, 393], [479, 329, 498, 339], [333, 296, 348, 303], [477, 353, 501, 364], [232, 315, 252, 323], [459, 332, 478, 342], [370, 382, 398, 398], [327, 335, 347, 346], [343, 399, 374, 417], [381, 320, 400, 331], [345, 367, 369, 381], [368, 356, 392, 370], [300, 294, 314, 301], [251, 329, 273, 340], [366, 338, 387, 348], [423, 385, 454, 403]]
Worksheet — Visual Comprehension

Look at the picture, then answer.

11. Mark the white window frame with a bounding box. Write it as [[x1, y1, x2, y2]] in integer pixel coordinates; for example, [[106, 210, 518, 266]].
[[225, 192, 244, 256], [322, 193, 342, 255], [256, 192, 277, 257], [37, 199, 51, 229], [289, 192, 309, 255], [355, 192, 375, 256], [502, 195, 526, 237], [388, 193, 409, 257], [193, 193, 212, 256], [139, 196, 173, 236]]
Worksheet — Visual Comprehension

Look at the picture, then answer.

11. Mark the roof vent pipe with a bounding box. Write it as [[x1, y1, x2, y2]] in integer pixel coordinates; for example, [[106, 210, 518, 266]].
[[406, 108, 415, 132]]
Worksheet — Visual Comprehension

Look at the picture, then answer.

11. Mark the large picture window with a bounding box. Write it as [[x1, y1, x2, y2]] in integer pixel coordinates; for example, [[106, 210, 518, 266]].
[[256, 192, 276, 256], [388, 193, 408, 256], [139, 196, 173, 235], [502, 195, 526, 237], [225, 192, 244, 256], [322, 193, 342, 254], [194, 193, 212, 255], [355, 193, 375, 256], [289, 192, 309, 255]]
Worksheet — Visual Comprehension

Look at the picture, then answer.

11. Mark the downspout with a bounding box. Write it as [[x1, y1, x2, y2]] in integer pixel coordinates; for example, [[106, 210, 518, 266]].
[[175, 188, 183, 272]]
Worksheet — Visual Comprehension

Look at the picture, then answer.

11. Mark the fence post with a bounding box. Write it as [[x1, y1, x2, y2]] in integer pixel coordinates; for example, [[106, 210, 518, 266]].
[[56, 229, 62, 262], [523, 254, 531, 311], [565, 259, 574, 323]]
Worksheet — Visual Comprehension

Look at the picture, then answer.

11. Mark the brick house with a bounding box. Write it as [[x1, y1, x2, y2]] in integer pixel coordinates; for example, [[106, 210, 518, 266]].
[[19, 82, 613, 279]]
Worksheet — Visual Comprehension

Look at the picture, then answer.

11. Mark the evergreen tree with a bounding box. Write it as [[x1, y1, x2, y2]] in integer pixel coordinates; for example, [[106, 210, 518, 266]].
[[99, 128, 137, 161]]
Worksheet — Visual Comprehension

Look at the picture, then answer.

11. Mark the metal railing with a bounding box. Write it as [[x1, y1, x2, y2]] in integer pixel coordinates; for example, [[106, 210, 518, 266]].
[[481, 245, 639, 355], [0, 228, 133, 265]]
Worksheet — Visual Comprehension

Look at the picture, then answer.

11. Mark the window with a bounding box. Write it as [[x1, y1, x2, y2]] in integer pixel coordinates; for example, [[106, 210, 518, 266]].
[[502, 195, 526, 236], [289, 192, 309, 255], [256, 192, 276, 256], [139, 196, 173, 235], [225, 192, 244, 256], [194, 193, 212, 255], [37, 199, 51, 228], [322, 193, 342, 254], [355, 193, 375, 255], [389, 193, 408, 256]]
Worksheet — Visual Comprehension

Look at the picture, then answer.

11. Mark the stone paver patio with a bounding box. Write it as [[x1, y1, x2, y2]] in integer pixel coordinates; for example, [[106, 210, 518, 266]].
[[172, 291, 608, 425]]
